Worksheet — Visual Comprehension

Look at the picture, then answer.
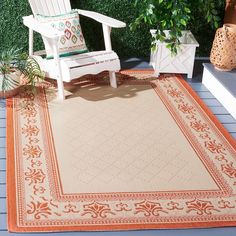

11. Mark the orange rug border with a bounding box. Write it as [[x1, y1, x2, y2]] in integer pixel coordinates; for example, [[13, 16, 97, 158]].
[[175, 74, 236, 149], [6, 71, 236, 232]]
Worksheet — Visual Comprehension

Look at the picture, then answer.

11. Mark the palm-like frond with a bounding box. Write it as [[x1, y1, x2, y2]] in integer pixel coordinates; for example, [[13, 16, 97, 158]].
[[0, 47, 22, 66], [1, 73, 19, 91], [0, 47, 45, 92], [17, 57, 45, 88]]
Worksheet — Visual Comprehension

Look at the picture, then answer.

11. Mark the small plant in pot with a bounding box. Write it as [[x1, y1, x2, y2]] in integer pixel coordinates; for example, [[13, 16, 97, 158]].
[[0, 47, 44, 98], [131, 0, 225, 55]]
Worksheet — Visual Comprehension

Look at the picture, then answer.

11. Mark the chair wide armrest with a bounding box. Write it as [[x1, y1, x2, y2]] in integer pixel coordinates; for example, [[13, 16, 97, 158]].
[[77, 9, 126, 28], [23, 15, 64, 39]]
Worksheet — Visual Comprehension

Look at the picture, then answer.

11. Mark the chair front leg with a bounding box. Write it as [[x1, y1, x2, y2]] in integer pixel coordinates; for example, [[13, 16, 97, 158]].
[[102, 24, 118, 88], [109, 71, 117, 88], [46, 38, 65, 101]]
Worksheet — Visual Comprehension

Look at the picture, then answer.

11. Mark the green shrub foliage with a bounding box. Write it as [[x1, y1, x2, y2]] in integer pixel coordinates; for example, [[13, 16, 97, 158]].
[[0, 0, 225, 57]]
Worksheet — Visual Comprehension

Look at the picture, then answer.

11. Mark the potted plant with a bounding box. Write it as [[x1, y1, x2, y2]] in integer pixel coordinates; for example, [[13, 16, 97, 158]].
[[0, 47, 44, 98], [130, 0, 225, 78], [131, 0, 224, 55]]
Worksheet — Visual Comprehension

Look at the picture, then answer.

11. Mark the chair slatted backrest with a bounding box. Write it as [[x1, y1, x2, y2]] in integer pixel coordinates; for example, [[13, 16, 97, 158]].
[[29, 0, 72, 16]]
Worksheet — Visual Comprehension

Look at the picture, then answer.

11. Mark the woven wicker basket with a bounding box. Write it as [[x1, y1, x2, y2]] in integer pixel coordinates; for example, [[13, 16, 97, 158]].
[[210, 24, 236, 71]]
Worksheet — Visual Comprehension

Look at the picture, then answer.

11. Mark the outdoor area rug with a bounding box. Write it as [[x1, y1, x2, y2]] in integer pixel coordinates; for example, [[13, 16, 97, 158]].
[[7, 70, 236, 232]]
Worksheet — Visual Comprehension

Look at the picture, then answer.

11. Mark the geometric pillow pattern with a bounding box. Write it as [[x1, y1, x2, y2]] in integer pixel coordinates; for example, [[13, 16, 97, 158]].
[[36, 11, 88, 59]]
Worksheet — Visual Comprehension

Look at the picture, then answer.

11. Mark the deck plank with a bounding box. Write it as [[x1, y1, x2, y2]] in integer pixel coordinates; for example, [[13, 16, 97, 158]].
[[0, 160, 6, 171], [0, 171, 6, 184], [0, 198, 6, 213], [224, 124, 236, 133], [0, 213, 7, 231], [231, 133, 236, 139], [0, 182, 6, 198], [0, 147, 6, 159], [0, 112, 6, 119], [0, 98, 6, 108], [209, 106, 230, 115], [216, 115, 236, 124], [196, 91, 215, 99], [0, 128, 6, 137], [0, 138, 6, 148], [202, 98, 223, 107], [0, 119, 6, 128], [188, 83, 208, 92]]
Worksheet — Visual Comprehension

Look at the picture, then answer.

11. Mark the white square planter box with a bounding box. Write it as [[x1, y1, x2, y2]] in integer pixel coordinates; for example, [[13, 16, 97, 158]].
[[150, 30, 199, 78]]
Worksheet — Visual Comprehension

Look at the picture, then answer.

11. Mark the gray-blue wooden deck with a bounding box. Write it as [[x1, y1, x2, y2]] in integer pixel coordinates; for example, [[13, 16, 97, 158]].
[[0, 59, 236, 235]]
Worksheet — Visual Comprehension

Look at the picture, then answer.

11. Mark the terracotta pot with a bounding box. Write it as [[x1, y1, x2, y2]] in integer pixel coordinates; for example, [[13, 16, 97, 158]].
[[224, 0, 236, 24], [0, 70, 21, 98], [0, 86, 21, 98], [210, 24, 236, 71]]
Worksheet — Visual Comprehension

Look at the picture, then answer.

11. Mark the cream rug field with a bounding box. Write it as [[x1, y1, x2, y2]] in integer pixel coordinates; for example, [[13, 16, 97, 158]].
[[7, 71, 236, 232]]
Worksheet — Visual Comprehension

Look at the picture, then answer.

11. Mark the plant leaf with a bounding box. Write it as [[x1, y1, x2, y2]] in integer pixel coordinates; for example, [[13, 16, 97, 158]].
[[184, 7, 191, 13], [180, 19, 187, 26]]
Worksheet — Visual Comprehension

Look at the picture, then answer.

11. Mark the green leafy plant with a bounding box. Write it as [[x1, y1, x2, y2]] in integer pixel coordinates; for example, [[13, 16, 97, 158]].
[[0, 47, 44, 92], [130, 0, 225, 55]]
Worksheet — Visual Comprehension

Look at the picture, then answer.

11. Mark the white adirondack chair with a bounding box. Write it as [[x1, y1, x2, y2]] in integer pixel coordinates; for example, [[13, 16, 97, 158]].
[[23, 0, 126, 100]]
